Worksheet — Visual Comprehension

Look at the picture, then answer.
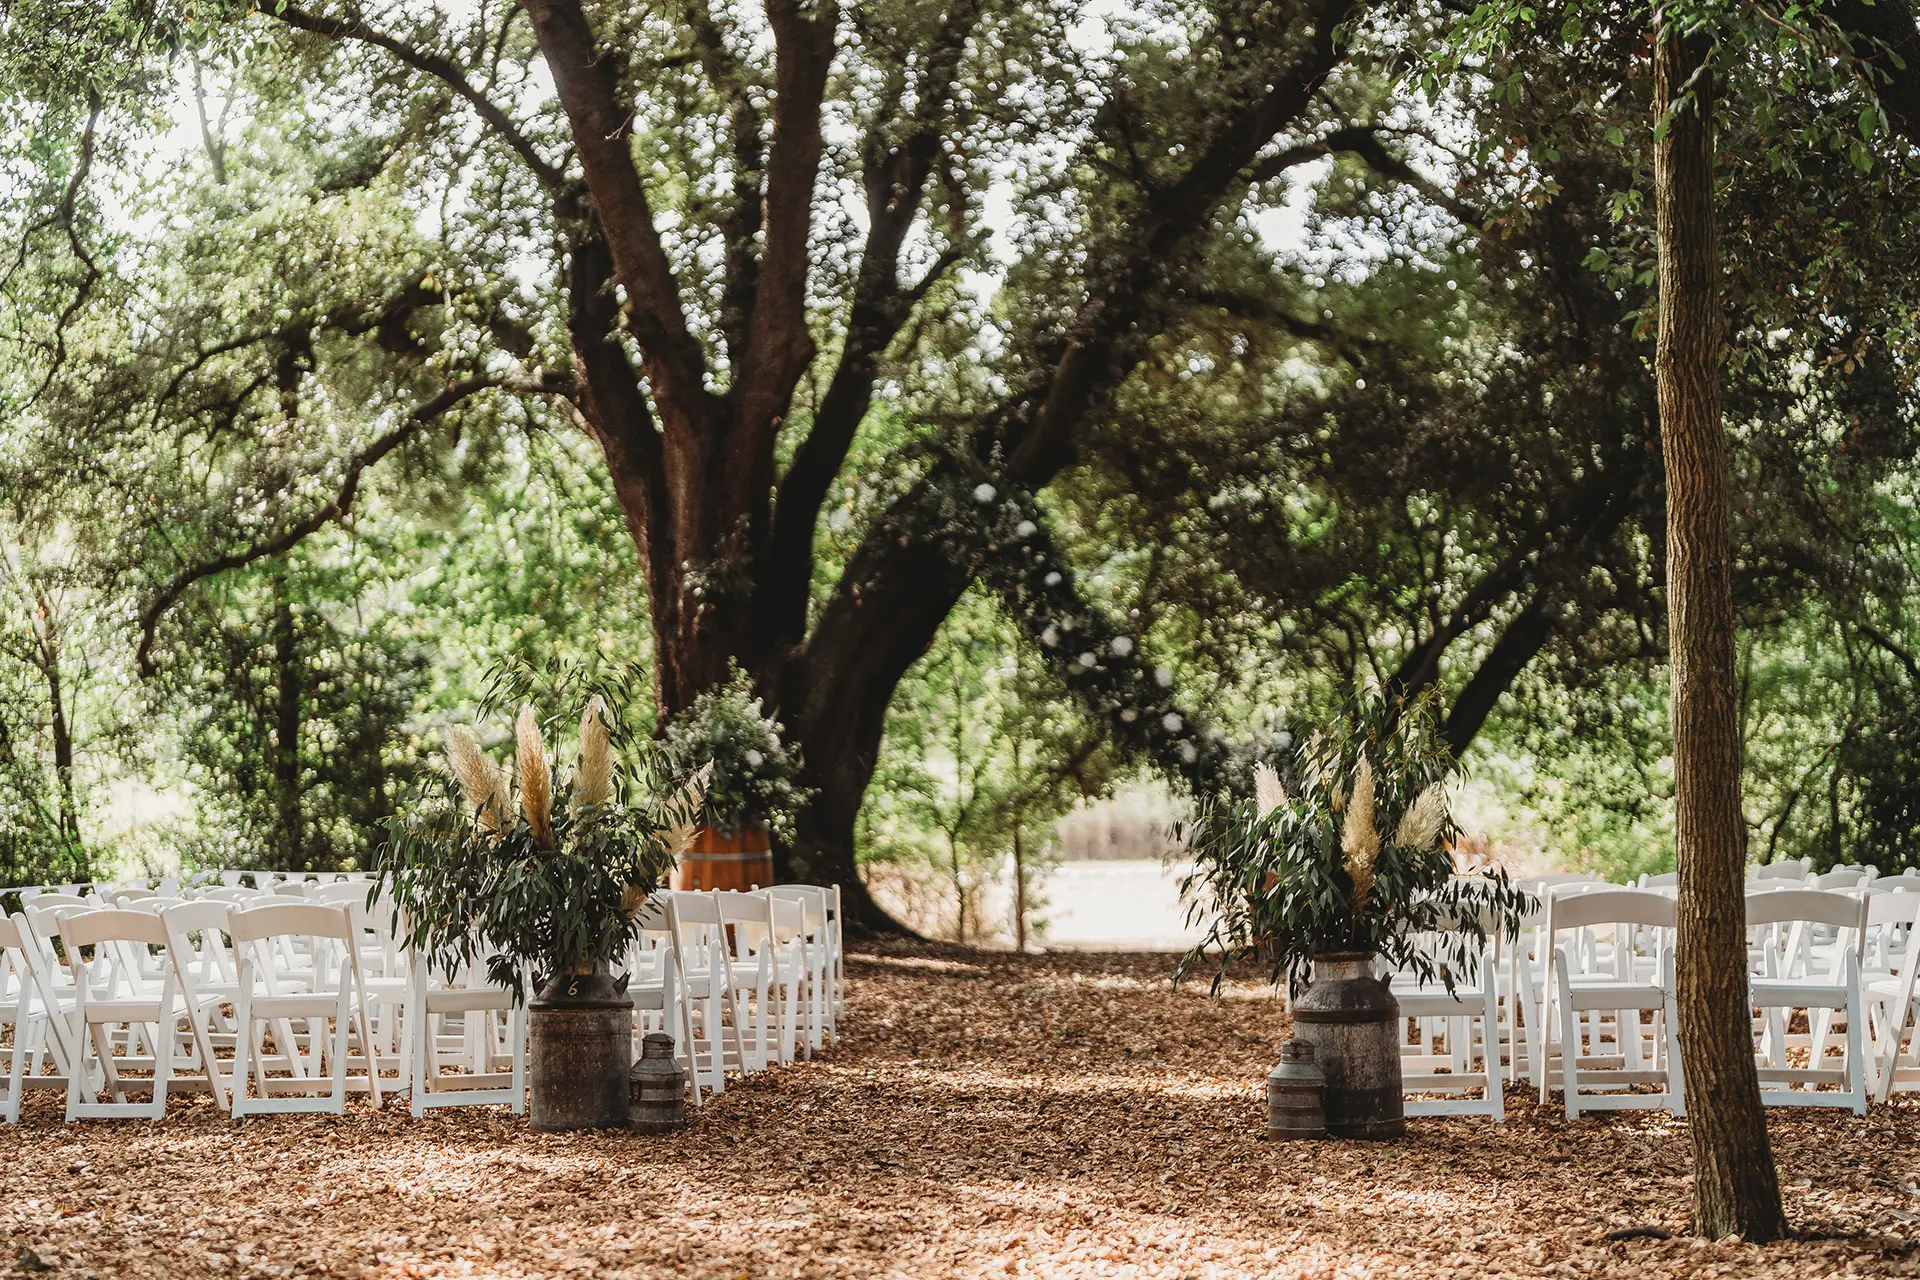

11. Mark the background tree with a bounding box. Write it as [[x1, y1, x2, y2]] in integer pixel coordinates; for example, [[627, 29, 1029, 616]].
[[1650, 4, 1784, 1242]]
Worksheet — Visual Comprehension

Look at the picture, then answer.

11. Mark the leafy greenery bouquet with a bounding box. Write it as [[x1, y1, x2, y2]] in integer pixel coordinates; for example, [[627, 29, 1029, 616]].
[[1178, 692, 1531, 995], [376, 696, 708, 997], [658, 668, 812, 842]]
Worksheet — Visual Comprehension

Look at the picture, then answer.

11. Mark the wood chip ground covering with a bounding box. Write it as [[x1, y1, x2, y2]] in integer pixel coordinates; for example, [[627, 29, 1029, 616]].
[[8, 942, 1920, 1278]]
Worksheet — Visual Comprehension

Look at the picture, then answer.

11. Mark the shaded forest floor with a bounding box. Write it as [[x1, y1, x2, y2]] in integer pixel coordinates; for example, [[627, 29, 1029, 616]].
[[8, 942, 1920, 1278]]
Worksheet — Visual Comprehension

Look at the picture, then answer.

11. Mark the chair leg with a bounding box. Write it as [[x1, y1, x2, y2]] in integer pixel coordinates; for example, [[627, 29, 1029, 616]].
[[231, 990, 255, 1118], [509, 1004, 526, 1116], [1848, 986, 1867, 1117], [1664, 991, 1687, 1118]]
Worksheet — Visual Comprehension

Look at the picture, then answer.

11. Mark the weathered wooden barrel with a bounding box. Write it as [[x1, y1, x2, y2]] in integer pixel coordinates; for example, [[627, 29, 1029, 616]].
[[674, 824, 774, 892], [528, 970, 634, 1131], [1290, 953, 1404, 1140], [629, 1031, 688, 1134], [1266, 1037, 1327, 1140]]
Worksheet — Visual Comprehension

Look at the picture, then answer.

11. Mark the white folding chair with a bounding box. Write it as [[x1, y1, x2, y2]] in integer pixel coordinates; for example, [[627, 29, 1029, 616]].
[[2, 913, 56, 1122], [1392, 931, 1504, 1119], [1504, 875, 1598, 1085], [401, 940, 526, 1117], [1749, 859, 1812, 884], [663, 891, 748, 1104], [9, 906, 83, 1091], [62, 908, 196, 1121], [1539, 889, 1684, 1117], [767, 885, 835, 1051], [160, 901, 243, 1113], [1866, 890, 1920, 1101], [714, 890, 811, 1071], [1745, 888, 1868, 1113], [823, 883, 846, 1022], [713, 890, 781, 1071], [227, 903, 381, 1116]]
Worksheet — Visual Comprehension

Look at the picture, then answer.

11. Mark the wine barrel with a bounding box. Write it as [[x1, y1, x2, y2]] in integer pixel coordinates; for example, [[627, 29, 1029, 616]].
[[674, 825, 774, 892], [1290, 953, 1405, 1140]]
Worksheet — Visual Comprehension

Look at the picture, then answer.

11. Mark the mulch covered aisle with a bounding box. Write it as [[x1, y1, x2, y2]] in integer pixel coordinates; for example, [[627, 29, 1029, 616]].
[[7, 944, 1920, 1278]]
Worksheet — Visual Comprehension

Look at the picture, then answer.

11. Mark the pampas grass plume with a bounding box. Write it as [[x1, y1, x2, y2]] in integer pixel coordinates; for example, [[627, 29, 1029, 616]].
[[1254, 763, 1287, 816], [446, 725, 505, 832], [1341, 756, 1379, 908], [517, 704, 554, 848], [574, 696, 612, 812], [664, 762, 714, 857], [1395, 783, 1448, 851]]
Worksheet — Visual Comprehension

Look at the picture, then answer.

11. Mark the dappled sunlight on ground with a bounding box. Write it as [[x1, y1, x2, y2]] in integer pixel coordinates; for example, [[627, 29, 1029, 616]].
[[6, 942, 1920, 1277]]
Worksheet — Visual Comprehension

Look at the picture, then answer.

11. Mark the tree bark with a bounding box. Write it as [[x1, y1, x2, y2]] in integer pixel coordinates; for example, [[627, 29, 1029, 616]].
[[1653, 12, 1786, 1243], [42, 624, 84, 861], [271, 572, 304, 871]]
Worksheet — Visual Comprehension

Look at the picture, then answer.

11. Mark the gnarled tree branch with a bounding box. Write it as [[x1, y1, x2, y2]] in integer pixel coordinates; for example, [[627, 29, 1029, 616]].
[[135, 372, 569, 676], [265, 2, 567, 190]]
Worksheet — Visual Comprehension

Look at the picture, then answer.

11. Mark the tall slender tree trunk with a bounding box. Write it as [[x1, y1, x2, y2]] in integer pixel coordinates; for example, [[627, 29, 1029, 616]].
[[271, 573, 304, 870], [42, 628, 86, 872], [1653, 12, 1786, 1243]]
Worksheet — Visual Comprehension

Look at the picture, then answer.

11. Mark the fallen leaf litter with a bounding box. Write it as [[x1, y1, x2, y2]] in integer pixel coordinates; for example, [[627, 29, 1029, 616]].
[[6, 941, 1920, 1278]]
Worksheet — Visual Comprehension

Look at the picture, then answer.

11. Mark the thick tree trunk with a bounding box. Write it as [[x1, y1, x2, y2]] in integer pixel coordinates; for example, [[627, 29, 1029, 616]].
[[783, 524, 973, 934], [1653, 14, 1786, 1244]]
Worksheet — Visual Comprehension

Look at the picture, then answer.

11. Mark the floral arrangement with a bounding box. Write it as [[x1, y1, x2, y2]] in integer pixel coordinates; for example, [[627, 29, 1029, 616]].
[[376, 696, 709, 996], [658, 668, 811, 842], [1176, 690, 1531, 995]]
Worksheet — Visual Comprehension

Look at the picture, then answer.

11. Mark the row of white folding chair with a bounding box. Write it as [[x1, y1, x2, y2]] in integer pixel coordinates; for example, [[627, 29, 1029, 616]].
[[1530, 887, 1885, 1117], [4, 870, 372, 905], [193, 893, 514, 1117], [3, 901, 387, 1121], [628, 886, 840, 1107]]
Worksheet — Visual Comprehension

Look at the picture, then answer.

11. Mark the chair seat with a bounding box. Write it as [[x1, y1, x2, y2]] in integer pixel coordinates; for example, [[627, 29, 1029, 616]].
[[245, 993, 344, 1019], [1752, 979, 1853, 1008], [1564, 979, 1666, 1011]]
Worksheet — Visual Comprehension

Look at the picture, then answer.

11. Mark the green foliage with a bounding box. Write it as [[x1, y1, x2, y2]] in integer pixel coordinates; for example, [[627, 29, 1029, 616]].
[[862, 588, 1114, 941], [658, 668, 810, 842], [164, 555, 427, 874], [1179, 692, 1531, 994]]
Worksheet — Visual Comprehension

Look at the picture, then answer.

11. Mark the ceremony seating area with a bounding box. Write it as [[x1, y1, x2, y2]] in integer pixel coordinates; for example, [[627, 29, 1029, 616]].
[[0, 873, 843, 1123], [1389, 860, 1920, 1120]]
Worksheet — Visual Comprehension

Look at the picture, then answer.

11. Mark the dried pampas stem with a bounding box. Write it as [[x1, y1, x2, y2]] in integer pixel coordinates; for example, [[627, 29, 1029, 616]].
[[517, 704, 554, 848], [663, 762, 714, 858], [446, 725, 505, 833], [1254, 763, 1287, 817], [573, 696, 612, 812], [1394, 784, 1448, 851], [620, 884, 649, 919], [1341, 756, 1379, 908]]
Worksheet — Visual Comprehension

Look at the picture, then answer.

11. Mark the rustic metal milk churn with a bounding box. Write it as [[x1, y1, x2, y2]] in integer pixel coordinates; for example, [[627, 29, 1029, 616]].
[[1266, 1038, 1327, 1140], [1290, 952, 1405, 1140], [629, 1031, 688, 1134], [528, 968, 634, 1131]]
